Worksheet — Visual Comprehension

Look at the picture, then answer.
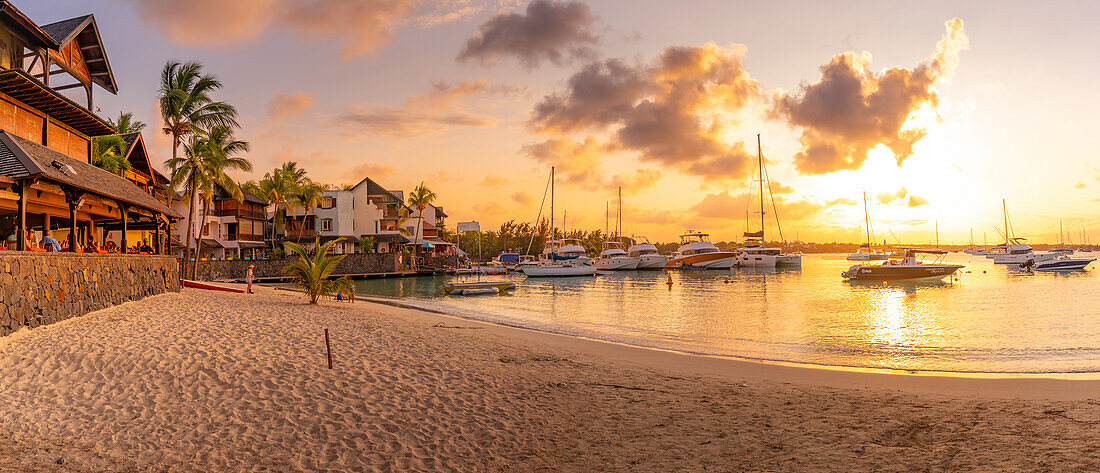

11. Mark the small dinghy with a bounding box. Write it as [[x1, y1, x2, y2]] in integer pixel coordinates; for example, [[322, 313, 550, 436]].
[[442, 281, 516, 294], [448, 287, 500, 296]]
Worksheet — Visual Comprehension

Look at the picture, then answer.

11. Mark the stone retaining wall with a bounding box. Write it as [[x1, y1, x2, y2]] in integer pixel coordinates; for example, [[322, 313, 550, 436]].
[[0, 252, 180, 336], [193, 253, 465, 281]]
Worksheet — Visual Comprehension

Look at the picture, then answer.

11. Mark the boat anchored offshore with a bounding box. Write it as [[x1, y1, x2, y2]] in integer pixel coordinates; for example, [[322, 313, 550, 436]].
[[1023, 254, 1096, 272], [668, 231, 737, 269], [847, 192, 889, 261], [842, 248, 963, 281], [521, 167, 597, 277], [442, 281, 516, 295], [595, 240, 639, 270], [627, 237, 669, 269], [735, 134, 802, 268]]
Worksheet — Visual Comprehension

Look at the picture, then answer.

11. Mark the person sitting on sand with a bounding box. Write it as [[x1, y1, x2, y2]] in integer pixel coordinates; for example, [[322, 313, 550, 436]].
[[41, 231, 60, 252], [246, 264, 254, 294]]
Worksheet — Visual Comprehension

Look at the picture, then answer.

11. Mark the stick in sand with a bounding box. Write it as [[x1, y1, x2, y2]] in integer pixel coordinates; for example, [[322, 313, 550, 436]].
[[325, 328, 333, 369]]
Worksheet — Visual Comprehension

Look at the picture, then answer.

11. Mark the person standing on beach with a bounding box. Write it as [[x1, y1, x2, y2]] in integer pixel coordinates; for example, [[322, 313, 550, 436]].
[[246, 264, 255, 294]]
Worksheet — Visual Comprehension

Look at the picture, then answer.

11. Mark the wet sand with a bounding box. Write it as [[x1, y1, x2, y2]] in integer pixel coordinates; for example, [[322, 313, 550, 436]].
[[0, 286, 1096, 472]]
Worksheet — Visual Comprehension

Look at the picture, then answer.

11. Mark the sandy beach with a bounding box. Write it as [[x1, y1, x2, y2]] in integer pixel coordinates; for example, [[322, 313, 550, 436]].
[[0, 287, 1097, 472]]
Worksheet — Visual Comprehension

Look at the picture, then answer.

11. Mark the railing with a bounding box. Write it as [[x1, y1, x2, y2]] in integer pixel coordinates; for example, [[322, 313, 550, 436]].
[[214, 209, 266, 219]]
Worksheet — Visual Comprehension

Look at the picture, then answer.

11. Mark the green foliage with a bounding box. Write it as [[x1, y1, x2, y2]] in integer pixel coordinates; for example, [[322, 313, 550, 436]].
[[90, 134, 132, 174], [282, 237, 352, 304], [246, 162, 307, 237], [358, 235, 376, 253], [407, 182, 437, 243], [107, 111, 146, 134]]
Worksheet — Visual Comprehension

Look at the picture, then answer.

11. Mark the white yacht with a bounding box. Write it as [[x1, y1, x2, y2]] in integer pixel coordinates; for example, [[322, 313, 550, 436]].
[[735, 135, 802, 268], [990, 200, 1055, 264], [667, 231, 737, 269], [627, 237, 669, 269], [521, 167, 597, 277], [595, 241, 639, 270]]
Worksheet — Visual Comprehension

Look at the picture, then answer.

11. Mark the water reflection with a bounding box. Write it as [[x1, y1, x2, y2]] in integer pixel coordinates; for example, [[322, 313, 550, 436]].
[[327, 254, 1100, 373]]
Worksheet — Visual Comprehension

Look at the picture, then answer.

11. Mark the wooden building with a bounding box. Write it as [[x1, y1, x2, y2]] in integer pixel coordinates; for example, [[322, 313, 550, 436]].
[[0, 1, 176, 254]]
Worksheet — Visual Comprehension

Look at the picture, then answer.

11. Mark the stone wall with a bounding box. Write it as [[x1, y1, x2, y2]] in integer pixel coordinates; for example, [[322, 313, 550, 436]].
[[193, 252, 466, 281], [0, 252, 180, 336]]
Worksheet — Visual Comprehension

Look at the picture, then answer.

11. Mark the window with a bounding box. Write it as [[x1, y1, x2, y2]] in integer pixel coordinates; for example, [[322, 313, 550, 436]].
[[322, 197, 336, 209], [321, 218, 333, 232]]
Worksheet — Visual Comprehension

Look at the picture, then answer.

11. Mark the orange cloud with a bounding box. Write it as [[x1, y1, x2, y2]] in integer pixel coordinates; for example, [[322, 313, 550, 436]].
[[522, 136, 608, 187], [529, 44, 762, 181], [691, 191, 825, 222], [337, 80, 498, 137], [349, 161, 396, 179], [907, 195, 929, 207], [457, 0, 600, 68], [510, 191, 534, 206], [607, 169, 662, 194], [877, 187, 909, 204], [479, 175, 508, 187], [267, 91, 317, 119], [774, 18, 968, 174]]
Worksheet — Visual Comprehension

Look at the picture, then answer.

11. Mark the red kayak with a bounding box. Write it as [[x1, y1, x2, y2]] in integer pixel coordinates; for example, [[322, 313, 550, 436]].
[[182, 280, 245, 293]]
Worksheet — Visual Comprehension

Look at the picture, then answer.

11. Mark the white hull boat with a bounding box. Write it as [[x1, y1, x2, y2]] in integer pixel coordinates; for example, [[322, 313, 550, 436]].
[[596, 257, 639, 270], [736, 249, 802, 268], [636, 253, 670, 269], [627, 238, 669, 269], [1027, 256, 1095, 271], [521, 264, 597, 277]]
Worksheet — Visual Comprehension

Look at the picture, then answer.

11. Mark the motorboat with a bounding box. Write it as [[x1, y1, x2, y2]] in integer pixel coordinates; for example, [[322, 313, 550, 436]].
[[595, 240, 639, 270], [515, 254, 539, 270], [842, 248, 964, 281], [991, 238, 1056, 265], [492, 251, 520, 270], [540, 238, 591, 265], [627, 237, 669, 269], [667, 231, 737, 269], [1024, 254, 1095, 271], [734, 134, 802, 268]]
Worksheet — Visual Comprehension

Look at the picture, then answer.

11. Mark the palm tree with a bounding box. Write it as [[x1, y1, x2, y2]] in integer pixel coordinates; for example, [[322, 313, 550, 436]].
[[407, 183, 437, 247], [340, 183, 356, 191], [187, 126, 251, 276], [90, 134, 132, 175], [291, 179, 326, 241], [158, 60, 238, 175], [245, 162, 306, 241], [358, 235, 376, 253], [282, 237, 351, 304], [107, 112, 146, 134]]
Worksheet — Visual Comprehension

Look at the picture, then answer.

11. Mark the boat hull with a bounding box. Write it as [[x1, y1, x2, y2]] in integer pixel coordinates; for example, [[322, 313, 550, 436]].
[[596, 257, 640, 270], [442, 282, 516, 292], [668, 253, 737, 269], [635, 254, 670, 269], [1032, 258, 1095, 271], [521, 265, 597, 277], [842, 264, 963, 281], [846, 253, 889, 261], [736, 253, 802, 267], [992, 253, 1056, 264]]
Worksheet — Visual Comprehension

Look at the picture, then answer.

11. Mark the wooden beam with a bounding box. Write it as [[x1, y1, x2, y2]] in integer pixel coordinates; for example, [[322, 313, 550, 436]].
[[16, 181, 26, 251], [51, 82, 85, 91], [119, 203, 129, 253]]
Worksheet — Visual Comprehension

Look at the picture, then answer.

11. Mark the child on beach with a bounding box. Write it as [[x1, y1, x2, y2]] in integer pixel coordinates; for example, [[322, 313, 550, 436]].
[[246, 264, 254, 294]]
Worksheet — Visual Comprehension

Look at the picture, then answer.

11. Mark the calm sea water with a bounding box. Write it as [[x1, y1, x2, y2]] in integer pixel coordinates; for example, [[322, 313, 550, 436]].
[[334, 254, 1100, 374]]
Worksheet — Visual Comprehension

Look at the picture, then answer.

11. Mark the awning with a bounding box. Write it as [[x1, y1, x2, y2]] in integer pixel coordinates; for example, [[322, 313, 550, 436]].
[[425, 238, 454, 246], [199, 238, 223, 248], [374, 233, 410, 243], [237, 241, 269, 248]]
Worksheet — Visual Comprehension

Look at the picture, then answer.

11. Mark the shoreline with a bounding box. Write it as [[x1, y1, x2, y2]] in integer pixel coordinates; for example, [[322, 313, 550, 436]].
[[344, 293, 1100, 401]]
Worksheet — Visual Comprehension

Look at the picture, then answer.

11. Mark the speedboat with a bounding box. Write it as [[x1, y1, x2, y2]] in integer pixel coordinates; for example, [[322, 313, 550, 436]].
[[667, 231, 737, 269], [842, 248, 964, 281], [493, 251, 520, 270], [991, 238, 1056, 264], [1024, 254, 1095, 271], [595, 241, 639, 270], [627, 237, 669, 269]]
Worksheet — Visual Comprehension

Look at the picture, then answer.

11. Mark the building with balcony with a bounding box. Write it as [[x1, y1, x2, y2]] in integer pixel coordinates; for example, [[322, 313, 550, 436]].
[[0, 1, 177, 254], [309, 176, 412, 253], [169, 183, 268, 260]]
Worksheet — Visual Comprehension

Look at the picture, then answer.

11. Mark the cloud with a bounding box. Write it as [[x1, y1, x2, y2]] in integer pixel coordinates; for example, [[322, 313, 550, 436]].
[[457, 0, 600, 68], [522, 136, 608, 187], [907, 195, 929, 207], [877, 187, 908, 204], [690, 191, 824, 222], [769, 181, 795, 194], [349, 161, 396, 179], [607, 169, 662, 194], [510, 191, 534, 206], [1075, 181, 1086, 189], [473, 201, 506, 216], [479, 175, 508, 187], [826, 197, 857, 206], [337, 80, 497, 137], [267, 91, 317, 119], [123, 0, 495, 58], [773, 18, 969, 174], [529, 43, 763, 181]]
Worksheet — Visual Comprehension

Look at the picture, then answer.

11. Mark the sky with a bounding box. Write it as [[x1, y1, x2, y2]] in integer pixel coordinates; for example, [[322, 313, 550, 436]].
[[23, 0, 1100, 244]]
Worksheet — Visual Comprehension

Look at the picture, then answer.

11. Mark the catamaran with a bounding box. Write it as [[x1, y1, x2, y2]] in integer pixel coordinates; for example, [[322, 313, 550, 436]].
[[627, 237, 669, 269], [735, 135, 801, 268], [847, 192, 888, 261], [667, 231, 738, 269], [842, 248, 964, 281], [522, 167, 596, 277]]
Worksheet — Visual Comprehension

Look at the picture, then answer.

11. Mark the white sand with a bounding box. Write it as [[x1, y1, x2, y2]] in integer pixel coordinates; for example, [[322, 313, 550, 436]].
[[0, 286, 1097, 472]]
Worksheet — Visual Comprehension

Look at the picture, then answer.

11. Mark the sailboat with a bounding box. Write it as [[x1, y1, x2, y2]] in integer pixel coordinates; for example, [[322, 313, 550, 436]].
[[735, 135, 801, 268], [963, 228, 984, 255], [522, 167, 597, 277], [595, 188, 639, 270], [847, 192, 888, 261], [991, 199, 1056, 264]]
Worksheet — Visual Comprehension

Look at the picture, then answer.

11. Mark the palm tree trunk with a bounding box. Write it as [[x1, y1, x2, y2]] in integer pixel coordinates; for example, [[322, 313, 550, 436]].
[[194, 197, 209, 280], [183, 176, 197, 279]]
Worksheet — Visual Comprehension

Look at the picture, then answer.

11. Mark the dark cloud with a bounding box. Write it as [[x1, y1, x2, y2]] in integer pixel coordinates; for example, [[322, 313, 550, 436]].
[[528, 43, 762, 181], [773, 18, 968, 174], [457, 0, 600, 68]]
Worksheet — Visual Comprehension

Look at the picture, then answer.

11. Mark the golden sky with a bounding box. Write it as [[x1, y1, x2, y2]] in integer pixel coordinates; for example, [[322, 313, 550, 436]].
[[27, 0, 1100, 244]]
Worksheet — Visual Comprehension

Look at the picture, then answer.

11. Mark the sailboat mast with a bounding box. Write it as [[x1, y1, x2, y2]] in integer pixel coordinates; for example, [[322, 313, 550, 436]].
[[1002, 198, 1009, 245], [1060, 221, 1064, 246], [935, 221, 939, 247], [757, 134, 765, 241], [550, 167, 555, 239], [863, 192, 870, 247], [617, 186, 622, 240], [605, 201, 608, 238]]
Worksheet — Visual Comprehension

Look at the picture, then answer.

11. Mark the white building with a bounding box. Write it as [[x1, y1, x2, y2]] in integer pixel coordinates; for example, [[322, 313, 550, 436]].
[[311, 176, 412, 254]]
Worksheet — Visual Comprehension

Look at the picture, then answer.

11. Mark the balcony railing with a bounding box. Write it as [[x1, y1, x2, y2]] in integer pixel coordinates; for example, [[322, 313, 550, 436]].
[[214, 209, 266, 219]]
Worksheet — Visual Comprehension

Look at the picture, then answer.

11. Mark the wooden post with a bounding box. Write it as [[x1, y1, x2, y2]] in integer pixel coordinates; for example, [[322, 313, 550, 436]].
[[15, 181, 26, 251], [65, 187, 80, 252], [154, 213, 162, 255], [324, 329, 333, 369], [119, 204, 129, 254]]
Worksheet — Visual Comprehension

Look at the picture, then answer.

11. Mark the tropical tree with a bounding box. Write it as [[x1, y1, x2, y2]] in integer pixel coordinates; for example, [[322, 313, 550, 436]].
[[291, 179, 326, 241], [406, 183, 437, 246], [187, 125, 251, 276], [358, 235, 376, 253], [244, 162, 306, 240], [340, 183, 356, 191], [107, 111, 146, 134], [90, 134, 131, 175], [158, 60, 238, 173], [282, 237, 351, 304]]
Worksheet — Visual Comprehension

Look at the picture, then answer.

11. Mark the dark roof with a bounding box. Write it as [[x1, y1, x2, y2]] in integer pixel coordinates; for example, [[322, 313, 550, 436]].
[[119, 132, 167, 186], [0, 69, 114, 136], [0, 1, 58, 49], [351, 175, 410, 210], [211, 182, 267, 205], [0, 130, 177, 217], [40, 14, 118, 94], [374, 233, 410, 243]]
